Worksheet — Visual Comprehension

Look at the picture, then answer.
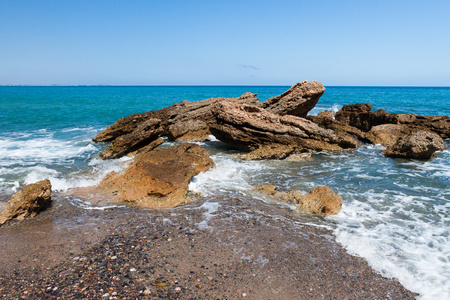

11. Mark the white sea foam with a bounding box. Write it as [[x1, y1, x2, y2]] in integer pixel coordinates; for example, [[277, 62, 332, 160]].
[[332, 191, 450, 300], [195, 201, 220, 230], [189, 153, 265, 196], [0, 130, 131, 192]]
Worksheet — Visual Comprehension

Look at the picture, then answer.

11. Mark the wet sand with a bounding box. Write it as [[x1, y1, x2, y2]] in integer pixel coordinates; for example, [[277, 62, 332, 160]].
[[0, 193, 417, 299]]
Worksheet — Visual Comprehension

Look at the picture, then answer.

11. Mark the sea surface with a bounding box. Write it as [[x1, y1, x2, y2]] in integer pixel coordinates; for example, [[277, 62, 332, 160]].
[[0, 85, 449, 299]]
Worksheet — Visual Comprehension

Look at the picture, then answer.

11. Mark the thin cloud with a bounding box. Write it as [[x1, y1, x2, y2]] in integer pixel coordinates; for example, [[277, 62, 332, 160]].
[[238, 64, 259, 70]]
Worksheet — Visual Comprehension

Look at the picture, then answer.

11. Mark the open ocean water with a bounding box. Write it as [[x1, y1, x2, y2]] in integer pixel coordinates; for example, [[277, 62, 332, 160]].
[[0, 85, 449, 299]]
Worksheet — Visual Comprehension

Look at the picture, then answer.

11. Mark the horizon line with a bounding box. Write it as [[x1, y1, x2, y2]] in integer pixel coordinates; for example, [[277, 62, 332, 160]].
[[1, 84, 450, 88]]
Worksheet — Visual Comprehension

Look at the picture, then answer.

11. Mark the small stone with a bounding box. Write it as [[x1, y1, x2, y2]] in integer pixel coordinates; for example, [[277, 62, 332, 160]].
[[102, 293, 110, 298], [195, 284, 202, 289], [243, 293, 247, 297], [175, 287, 181, 292], [111, 256, 117, 260], [130, 268, 136, 272], [144, 289, 151, 295]]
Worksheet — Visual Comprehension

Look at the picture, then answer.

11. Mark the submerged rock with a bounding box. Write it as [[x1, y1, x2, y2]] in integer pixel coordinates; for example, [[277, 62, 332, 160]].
[[382, 130, 444, 159], [262, 80, 326, 117], [252, 184, 342, 216], [0, 179, 52, 226], [295, 186, 342, 216], [96, 143, 215, 208]]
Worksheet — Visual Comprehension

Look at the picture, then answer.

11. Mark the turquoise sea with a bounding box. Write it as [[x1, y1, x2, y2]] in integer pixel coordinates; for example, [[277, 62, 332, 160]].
[[0, 86, 449, 299]]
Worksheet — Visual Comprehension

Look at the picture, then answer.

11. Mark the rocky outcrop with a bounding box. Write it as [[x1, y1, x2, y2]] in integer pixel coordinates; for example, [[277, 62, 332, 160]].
[[210, 101, 356, 159], [94, 143, 215, 209], [334, 103, 450, 139], [94, 93, 260, 159], [307, 111, 368, 146], [365, 124, 411, 147], [262, 80, 325, 117], [0, 179, 52, 225], [335, 103, 398, 132], [382, 130, 445, 159], [252, 184, 342, 216], [93, 81, 330, 160], [99, 118, 163, 159]]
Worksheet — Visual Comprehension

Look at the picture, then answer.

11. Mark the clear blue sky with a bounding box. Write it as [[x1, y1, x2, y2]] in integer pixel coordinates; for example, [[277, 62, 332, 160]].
[[1, 0, 449, 86]]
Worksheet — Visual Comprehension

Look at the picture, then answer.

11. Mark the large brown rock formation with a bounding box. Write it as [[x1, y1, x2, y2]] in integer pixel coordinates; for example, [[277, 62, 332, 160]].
[[210, 101, 356, 159]]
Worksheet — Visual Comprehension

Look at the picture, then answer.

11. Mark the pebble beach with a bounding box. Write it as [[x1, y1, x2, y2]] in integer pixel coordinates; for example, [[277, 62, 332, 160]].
[[0, 193, 416, 299]]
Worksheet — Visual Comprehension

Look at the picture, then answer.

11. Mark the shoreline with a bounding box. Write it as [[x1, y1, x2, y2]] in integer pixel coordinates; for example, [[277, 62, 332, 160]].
[[0, 193, 417, 299]]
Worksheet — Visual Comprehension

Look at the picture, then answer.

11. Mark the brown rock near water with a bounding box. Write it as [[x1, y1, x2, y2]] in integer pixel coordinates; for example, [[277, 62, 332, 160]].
[[99, 118, 163, 159], [335, 103, 450, 139], [0, 179, 52, 226], [262, 80, 326, 117], [382, 130, 445, 159], [93, 81, 330, 160], [210, 101, 355, 159], [365, 124, 411, 147], [95, 92, 260, 159], [252, 184, 342, 216], [296, 186, 343, 216], [95, 143, 215, 208]]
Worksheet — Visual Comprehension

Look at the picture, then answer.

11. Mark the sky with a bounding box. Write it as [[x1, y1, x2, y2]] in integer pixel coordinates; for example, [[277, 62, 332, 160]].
[[1, 0, 449, 86]]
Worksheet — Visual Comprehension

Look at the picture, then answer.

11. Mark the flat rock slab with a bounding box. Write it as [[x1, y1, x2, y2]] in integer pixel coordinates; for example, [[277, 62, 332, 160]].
[[95, 143, 215, 208]]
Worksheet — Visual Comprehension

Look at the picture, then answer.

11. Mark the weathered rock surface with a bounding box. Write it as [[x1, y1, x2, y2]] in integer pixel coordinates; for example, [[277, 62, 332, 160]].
[[93, 81, 330, 160], [252, 184, 342, 216], [335, 103, 398, 132], [365, 124, 411, 147], [262, 80, 325, 117], [95, 143, 215, 208], [210, 101, 355, 159], [382, 130, 445, 159], [95, 93, 260, 159], [307, 111, 367, 146], [99, 118, 163, 159], [335, 103, 450, 139], [295, 186, 342, 216], [0, 179, 52, 225]]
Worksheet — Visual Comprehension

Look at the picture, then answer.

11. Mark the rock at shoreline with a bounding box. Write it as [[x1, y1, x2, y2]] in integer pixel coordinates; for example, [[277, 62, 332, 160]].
[[99, 118, 163, 159], [210, 101, 355, 159], [382, 130, 444, 159], [93, 81, 330, 160], [335, 103, 450, 139], [365, 124, 411, 147], [96, 143, 215, 208], [0, 179, 52, 226], [252, 184, 342, 216], [94, 92, 260, 159], [262, 80, 325, 117], [295, 186, 342, 216]]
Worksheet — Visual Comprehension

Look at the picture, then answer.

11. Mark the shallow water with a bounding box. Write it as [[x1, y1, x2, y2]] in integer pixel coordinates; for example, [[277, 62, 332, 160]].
[[0, 86, 449, 299]]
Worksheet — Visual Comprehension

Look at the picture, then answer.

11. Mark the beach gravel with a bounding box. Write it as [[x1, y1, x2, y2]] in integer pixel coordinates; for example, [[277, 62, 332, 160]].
[[0, 194, 417, 299]]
